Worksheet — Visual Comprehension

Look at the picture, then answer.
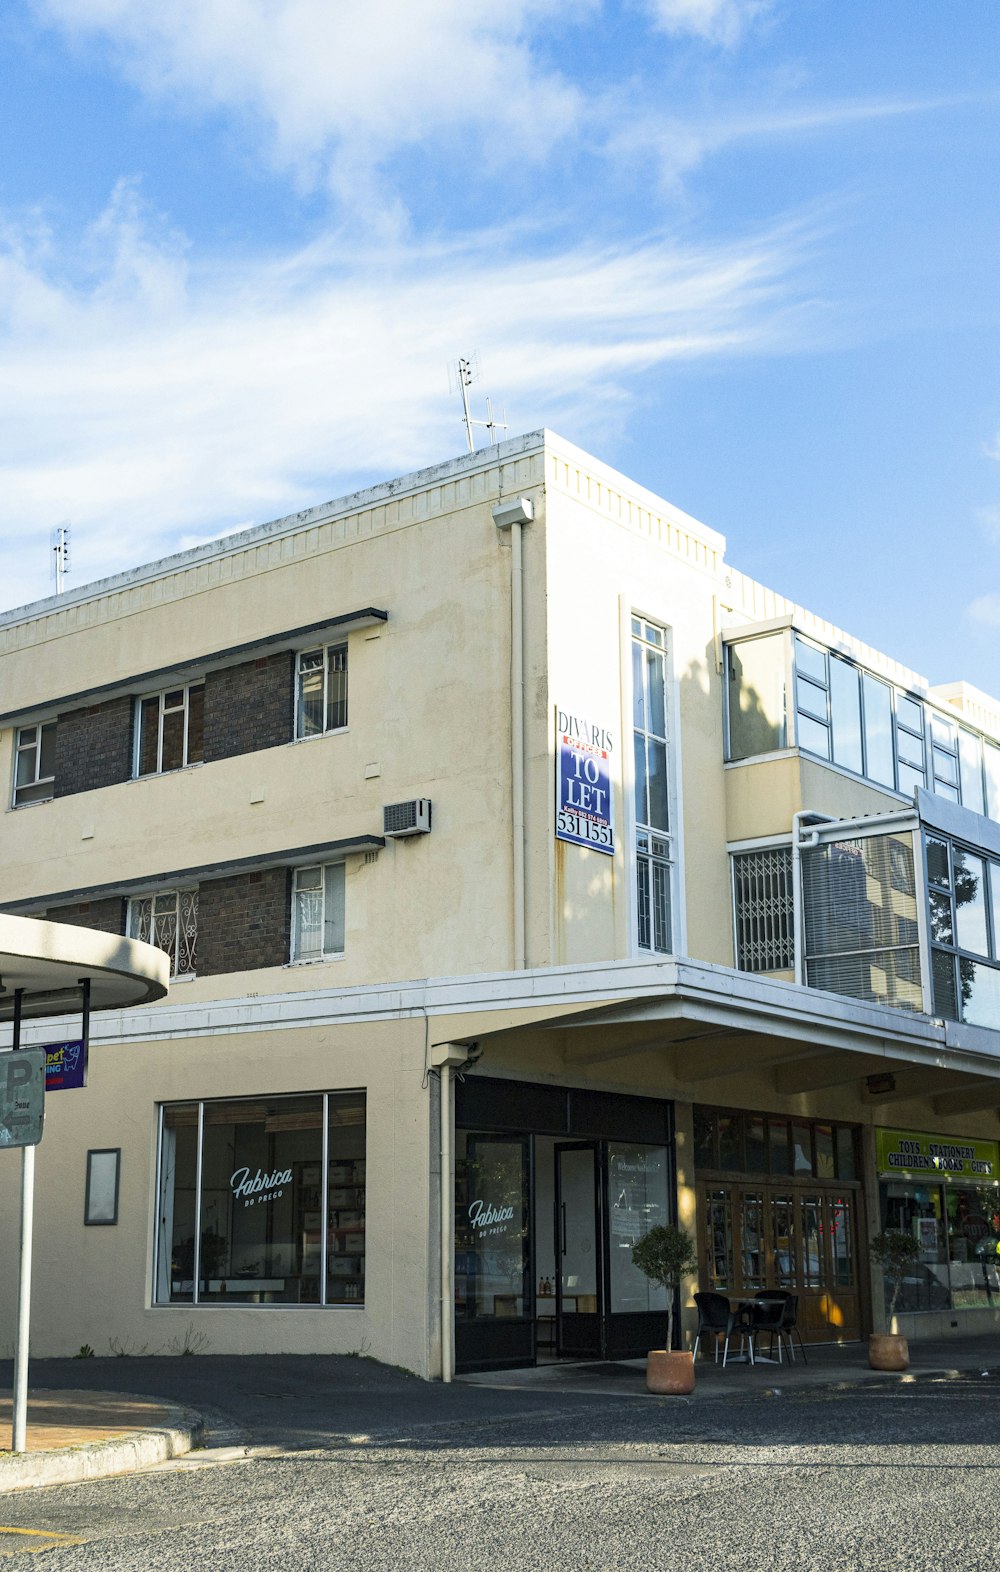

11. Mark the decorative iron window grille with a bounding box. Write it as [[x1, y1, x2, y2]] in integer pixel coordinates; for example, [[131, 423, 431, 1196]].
[[732, 847, 795, 972], [128, 888, 198, 977]]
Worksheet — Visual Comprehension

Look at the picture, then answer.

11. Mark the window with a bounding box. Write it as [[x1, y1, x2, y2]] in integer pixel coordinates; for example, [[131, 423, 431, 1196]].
[[925, 832, 1000, 1030], [13, 722, 56, 805], [291, 864, 346, 961], [154, 1091, 366, 1306], [732, 847, 794, 972], [128, 888, 198, 977], [296, 644, 347, 738], [725, 634, 788, 760], [135, 685, 204, 776], [801, 832, 922, 1012], [632, 617, 673, 954]]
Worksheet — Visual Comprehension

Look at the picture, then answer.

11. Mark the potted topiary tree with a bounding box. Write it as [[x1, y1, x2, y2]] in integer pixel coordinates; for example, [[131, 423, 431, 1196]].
[[868, 1229, 923, 1370], [631, 1224, 699, 1394]]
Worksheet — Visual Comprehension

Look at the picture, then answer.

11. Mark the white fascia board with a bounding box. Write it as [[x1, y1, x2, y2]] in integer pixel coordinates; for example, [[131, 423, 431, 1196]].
[[10, 954, 999, 1082]]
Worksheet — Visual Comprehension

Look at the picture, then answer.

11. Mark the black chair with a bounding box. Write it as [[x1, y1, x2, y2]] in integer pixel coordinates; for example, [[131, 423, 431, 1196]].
[[753, 1289, 807, 1364], [692, 1292, 743, 1367], [745, 1295, 786, 1364]]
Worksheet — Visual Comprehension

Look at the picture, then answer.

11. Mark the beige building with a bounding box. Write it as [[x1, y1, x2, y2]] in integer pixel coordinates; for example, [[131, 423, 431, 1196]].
[[2, 429, 1000, 1376]]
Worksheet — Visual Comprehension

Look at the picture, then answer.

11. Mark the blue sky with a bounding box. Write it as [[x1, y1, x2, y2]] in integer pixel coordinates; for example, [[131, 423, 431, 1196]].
[[2, 0, 999, 693]]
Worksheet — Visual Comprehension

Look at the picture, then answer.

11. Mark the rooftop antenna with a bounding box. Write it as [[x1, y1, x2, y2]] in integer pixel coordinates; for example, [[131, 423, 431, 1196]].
[[450, 356, 508, 452], [51, 524, 70, 595]]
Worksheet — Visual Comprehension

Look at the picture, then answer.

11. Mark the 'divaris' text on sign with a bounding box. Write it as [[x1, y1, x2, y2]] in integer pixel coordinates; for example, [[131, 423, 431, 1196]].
[[556, 709, 614, 855]]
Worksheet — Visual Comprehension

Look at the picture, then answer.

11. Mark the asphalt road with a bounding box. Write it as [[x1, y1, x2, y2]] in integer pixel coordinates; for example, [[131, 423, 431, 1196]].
[[0, 1359, 998, 1569]]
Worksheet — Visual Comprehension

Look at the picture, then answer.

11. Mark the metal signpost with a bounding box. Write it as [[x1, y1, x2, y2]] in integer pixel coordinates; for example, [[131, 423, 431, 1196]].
[[4, 979, 90, 1453]]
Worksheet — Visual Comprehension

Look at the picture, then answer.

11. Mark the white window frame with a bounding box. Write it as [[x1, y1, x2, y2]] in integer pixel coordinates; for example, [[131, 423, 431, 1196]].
[[623, 604, 682, 958], [290, 862, 346, 963], [133, 683, 204, 778], [295, 643, 348, 740], [127, 887, 198, 978], [12, 721, 56, 807]]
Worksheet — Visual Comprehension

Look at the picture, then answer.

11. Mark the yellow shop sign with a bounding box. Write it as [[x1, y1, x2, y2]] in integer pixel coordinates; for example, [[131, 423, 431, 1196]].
[[877, 1127, 1000, 1181]]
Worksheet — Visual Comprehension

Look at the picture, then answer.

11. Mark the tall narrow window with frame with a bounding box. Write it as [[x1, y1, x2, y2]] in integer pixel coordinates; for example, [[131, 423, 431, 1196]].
[[632, 616, 673, 955], [135, 685, 205, 777], [295, 645, 348, 738]]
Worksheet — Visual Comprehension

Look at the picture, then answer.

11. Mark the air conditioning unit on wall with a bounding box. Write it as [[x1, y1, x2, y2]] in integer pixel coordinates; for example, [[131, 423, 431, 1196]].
[[383, 799, 432, 838]]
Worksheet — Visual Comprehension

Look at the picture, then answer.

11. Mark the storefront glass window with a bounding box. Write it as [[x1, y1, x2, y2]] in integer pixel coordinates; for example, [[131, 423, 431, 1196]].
[[607, 1144, 669, 1314], [718, 1113, 743, 1171], [768, 1118, 791, 1177], [156, 1104, 199, 1305], [880, 1183, 951, 1314], [155, 1092, 365, 1307], [815, 1124, 835, 1180], [704, 1188, 734, 1291], [455, 1134, 530, 1320]]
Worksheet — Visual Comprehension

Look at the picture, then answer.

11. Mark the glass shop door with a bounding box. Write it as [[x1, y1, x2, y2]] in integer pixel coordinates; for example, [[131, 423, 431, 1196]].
[[555, 1142, 605, 1358]]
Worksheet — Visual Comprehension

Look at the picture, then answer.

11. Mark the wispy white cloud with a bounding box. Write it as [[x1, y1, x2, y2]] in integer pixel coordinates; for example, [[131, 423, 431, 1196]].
[[31, 0, 584, 202], [608, 96, 957, 188], [985, 433, 1000, 462], [976, 505, 1000, 544], [967, 594, 1000, 628], [645, 0, 771, 47], [0, 188, 809, 609]]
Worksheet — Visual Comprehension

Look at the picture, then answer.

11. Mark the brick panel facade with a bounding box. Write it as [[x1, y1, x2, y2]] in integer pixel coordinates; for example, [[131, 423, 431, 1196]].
[[44, 897, 125, 937], [203, 653, 295, 763], [196, 866, 291, 976], [54, 697, 133, 797]]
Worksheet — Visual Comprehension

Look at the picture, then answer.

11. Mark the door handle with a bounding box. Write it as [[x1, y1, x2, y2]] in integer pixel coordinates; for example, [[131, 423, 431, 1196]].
[[561, 1201, 567, 1257]]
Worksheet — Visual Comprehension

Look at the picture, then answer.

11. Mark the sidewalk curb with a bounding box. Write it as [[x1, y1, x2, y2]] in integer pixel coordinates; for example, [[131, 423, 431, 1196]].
[[712, 1364, 997, 1400], [0, 1401, 204, 1493]]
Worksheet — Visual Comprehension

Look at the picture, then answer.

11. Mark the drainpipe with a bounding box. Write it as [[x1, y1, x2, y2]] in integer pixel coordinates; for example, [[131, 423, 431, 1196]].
[[431, 1043, 473, 1382], [791, 811, 835, 987], [492, 496, 534, 970]]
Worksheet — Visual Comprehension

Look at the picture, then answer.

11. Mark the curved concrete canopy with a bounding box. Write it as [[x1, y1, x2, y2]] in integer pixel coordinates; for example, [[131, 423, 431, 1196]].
[[0, 915, 169, 1021]]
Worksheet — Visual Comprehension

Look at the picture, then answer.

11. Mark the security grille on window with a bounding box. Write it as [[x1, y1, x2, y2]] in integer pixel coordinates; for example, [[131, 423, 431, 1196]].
[[291, 864, 346, 961], [732, 847, 794, 972], [13, 722, 56, 806], [135, 685, 204, 776], [296, 644, 348, 738], [632, 616, 673, 954], [128, 889, 198, 977]]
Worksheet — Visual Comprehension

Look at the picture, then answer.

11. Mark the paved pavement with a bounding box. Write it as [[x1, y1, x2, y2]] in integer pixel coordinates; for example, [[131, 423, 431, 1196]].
[[2, 1333, 999, 1458], [0, 1341, 996, 1566]]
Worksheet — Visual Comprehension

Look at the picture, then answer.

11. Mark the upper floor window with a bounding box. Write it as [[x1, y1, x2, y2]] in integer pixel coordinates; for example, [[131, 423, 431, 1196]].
[[732, 846, 794, 973], [926, 833, 1000, 1031], [135, 685, 204, 777], [632, 617, 673, 954], [13, 722, 56, 806], [728, 629, 1000, 825], [128, 888, 198, 978], [291, 863, 345, 961], [726, 633, 788, 761], [296, 645, 347, 739]]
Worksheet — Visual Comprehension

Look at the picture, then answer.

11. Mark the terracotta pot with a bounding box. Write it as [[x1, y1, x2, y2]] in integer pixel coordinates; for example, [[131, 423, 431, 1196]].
[[868, 1333, 909, 1371], [646, 1349, 696, 1395]]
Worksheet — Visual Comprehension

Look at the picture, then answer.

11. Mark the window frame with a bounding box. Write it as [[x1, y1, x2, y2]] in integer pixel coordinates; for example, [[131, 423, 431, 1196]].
[[295, 642, 348, 741], [924, 830, 1000, 1027], [630, 614, 675, 957], [133, 683, 205, 778], [153, 1090, 366, 1309], [12, 720, 57, 807], [290, 862, 347, 963], [788, 633, 997, 816], [127, 887, 199, 979]]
